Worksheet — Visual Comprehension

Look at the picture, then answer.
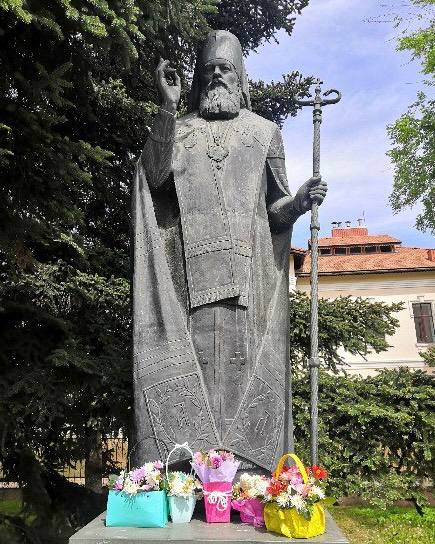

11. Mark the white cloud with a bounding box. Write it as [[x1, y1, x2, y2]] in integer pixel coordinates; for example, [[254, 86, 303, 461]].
[[246, 0, 433, 249]]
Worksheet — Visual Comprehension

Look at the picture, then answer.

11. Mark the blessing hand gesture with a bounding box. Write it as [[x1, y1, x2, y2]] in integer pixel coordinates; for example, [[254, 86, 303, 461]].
[[156, 58, 181, 114]]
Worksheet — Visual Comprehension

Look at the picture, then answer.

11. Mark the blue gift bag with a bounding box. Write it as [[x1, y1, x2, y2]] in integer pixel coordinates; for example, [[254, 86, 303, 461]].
[[168, 495, 196, 523], [106, 489, 168, 527]]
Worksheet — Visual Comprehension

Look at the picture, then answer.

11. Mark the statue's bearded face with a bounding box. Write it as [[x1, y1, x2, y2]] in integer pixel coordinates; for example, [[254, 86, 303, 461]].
[[199, 59, 242, 119]]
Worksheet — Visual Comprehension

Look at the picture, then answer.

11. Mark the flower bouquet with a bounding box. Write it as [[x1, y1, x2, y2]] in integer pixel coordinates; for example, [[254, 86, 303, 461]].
[[166, 471, 202, 523], [192, 449, 240, 523], [106, 460, 168, 528], [232, 473, 269, 527], [165, 443, 202, 523], [263, 453, 327, 538]]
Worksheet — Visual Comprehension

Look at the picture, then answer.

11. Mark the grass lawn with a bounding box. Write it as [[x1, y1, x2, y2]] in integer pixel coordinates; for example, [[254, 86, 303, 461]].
[[332, 506, 435, 544]]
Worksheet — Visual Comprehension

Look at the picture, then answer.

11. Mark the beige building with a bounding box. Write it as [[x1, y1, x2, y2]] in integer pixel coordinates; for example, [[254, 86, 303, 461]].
[[293, 226, 435, 376]]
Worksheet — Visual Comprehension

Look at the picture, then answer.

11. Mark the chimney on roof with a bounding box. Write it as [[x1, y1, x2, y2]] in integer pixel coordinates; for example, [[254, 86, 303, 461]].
[[332, 226, 369, 237], [428, 249, 435, 262], [345, 221, 351, 228]]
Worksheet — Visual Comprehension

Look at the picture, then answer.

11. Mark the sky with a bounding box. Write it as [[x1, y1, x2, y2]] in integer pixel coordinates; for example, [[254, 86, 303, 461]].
[[246, 0, 434, 249]]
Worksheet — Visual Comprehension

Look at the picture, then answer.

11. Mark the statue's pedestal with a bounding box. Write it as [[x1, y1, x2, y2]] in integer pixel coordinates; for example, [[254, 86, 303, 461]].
[[69, 511, 349, 543]]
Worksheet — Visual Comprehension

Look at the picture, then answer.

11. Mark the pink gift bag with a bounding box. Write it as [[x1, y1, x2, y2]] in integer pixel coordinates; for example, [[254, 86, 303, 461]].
[[203, 481, 232, 523], [232, 498, 265, 527]]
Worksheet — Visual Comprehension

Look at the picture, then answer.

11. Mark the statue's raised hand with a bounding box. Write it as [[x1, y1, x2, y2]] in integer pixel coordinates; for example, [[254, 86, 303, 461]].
[[156, 58, 181, 114]]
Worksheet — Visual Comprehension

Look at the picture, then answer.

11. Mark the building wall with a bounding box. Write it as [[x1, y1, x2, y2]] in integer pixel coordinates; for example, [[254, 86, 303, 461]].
[[289, 254, 297, 291], [297, 271, 435, 376]]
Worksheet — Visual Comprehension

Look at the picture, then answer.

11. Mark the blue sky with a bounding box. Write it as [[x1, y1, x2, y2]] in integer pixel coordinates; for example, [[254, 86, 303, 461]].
[[246, 0, 434, 249]]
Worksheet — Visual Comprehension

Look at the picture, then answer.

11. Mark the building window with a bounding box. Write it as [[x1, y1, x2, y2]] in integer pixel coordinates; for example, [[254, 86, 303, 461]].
[[364, 246, 377, 253], [412, 302, 435, 344], [349, 246, 362, 254], [319, 248, 332, 255], [380, 245, 393, 252], [334, 247, 347, 255]]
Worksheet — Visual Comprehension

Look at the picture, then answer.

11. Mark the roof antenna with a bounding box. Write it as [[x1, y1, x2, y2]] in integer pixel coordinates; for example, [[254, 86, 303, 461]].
[[357, 212, 366, 227]]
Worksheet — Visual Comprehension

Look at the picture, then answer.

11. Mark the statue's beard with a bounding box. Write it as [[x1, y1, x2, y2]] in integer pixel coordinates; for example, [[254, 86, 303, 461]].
[[199, 82, 241, 119]]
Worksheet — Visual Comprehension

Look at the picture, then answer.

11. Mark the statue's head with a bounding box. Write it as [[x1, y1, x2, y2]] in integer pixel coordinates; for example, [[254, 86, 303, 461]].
[[188, 30, 251, 119]]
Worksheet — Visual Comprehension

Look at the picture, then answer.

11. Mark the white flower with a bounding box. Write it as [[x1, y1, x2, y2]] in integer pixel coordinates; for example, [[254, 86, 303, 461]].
[[276, 492, 290, 508], [310, 485, 325, 499], [145, 469, 161, 490], [236, 473, 269, 498], [167, 471, 198, 497], [143, 462, 154, 473], [239, 473, 253, 490], [254, 478, 269, 497], [289, 494, 307, 512], [170, 479, 185, 496], [123, 479, 139, 495]]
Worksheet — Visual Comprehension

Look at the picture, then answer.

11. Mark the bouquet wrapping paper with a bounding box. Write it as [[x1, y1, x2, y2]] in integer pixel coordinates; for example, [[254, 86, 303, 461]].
[[203, 481, 233, 523], [192, 449, 239, 523], [232, 497, 265, 527]]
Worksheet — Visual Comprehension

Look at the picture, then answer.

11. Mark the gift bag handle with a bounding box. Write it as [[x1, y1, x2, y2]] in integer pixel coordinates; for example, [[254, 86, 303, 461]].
[[165, 442, 194, 480], [274, 453, 309, 484], [127, 435, 168, 472]]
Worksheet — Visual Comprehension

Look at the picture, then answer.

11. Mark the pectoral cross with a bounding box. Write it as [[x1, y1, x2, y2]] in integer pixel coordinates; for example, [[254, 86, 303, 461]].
[[230, 351, 245, 371]]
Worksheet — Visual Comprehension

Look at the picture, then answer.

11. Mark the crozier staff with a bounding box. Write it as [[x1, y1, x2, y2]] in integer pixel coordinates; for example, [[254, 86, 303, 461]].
[[295, 79, 341, 465]]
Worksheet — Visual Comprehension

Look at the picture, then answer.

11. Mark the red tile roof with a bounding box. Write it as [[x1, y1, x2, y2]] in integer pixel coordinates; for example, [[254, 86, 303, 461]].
[[297, 247, 435, 275], [316, 234, 400, 248]]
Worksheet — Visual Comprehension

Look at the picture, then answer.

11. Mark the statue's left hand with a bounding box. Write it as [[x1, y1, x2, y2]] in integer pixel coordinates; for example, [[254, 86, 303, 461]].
[[294, 176, 327, 214]]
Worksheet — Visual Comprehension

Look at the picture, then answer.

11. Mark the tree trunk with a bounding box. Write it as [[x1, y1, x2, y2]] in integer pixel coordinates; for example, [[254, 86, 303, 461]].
[[85, 430, 103, 494]]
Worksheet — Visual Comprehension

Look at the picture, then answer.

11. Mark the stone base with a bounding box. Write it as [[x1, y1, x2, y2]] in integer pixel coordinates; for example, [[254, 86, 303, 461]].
[[69, 511, 349, 543]]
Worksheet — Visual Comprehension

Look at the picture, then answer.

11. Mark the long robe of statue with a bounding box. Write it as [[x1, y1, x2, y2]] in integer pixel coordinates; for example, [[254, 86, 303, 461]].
[[131, 31, 321, 470]]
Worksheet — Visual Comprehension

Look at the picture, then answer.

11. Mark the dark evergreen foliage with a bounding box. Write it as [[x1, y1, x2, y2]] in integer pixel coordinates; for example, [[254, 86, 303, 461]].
[[0, 0, 313, 540], [293, 369, 435, 510]]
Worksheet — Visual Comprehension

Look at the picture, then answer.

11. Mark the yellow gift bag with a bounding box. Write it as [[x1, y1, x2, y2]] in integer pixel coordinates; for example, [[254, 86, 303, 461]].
[[264, 453, 326, 539]]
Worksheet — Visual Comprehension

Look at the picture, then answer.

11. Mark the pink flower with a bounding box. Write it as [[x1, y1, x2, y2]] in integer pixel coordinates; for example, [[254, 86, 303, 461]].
[[289, 474, 303, 486], [296, 483, 311, 497], [209, 450, 222, 467], [153, 460, 163, 470], [287, 465, 301, 478], [220, 450, 234, 461], [193, 451, 204, 464], [130, 467, 146, 483]]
